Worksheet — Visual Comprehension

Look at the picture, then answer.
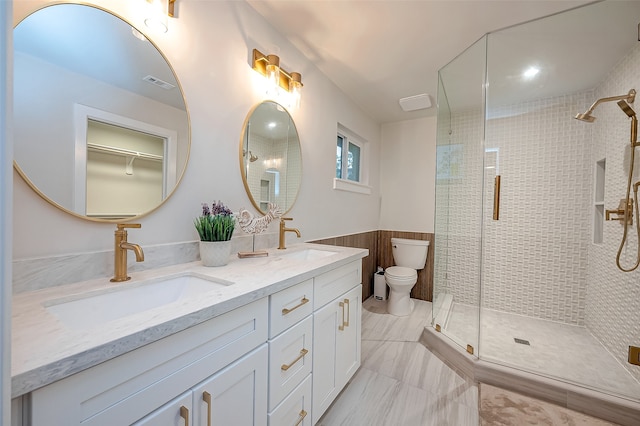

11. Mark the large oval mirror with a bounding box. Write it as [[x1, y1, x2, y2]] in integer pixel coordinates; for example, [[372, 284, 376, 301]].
[[13, 3, 190, 221], [240, 101, 302, 215]]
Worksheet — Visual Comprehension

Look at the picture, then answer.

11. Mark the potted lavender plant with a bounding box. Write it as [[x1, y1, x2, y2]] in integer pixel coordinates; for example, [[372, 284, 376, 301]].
[[194, 201, 235, 266]]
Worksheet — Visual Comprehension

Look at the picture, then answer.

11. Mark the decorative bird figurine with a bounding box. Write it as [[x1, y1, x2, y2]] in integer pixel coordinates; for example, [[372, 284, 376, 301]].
[[237, 203, 283, 234]]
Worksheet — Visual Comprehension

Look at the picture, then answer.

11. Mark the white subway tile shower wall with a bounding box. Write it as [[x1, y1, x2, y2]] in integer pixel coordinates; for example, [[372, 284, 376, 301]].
[[587, 43, 640, 384], [482, 92, 592, 325]]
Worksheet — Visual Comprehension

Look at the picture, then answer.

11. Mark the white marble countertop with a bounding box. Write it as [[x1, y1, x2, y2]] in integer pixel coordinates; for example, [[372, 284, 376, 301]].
[[12, 243, 368, 397]]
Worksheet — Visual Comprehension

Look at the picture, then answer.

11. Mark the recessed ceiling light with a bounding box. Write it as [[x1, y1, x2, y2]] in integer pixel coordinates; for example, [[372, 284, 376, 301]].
[[523, 66, 540, 80]]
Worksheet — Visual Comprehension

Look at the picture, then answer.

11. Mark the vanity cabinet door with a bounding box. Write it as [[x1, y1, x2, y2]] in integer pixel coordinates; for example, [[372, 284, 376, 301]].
[[133, 391, 192, 426], [311, 299, 340, 422], [191, 344, 268, 426], [311, 284, 362, 425], [335, 285, 361, 386]]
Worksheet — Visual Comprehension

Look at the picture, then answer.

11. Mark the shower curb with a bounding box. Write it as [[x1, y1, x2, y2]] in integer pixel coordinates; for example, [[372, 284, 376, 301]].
[[420, 326, 640, 426]]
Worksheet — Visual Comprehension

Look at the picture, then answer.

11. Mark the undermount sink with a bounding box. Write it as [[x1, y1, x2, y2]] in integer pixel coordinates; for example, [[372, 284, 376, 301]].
[[277, 248, 337, 261], [45, 273, 232, 330]]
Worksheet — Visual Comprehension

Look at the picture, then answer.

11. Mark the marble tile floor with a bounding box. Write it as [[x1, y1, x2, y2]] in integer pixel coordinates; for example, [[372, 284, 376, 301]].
[[318, 298, 624, 426], [317, 298, 479, 425], [444, 302, 640, 400]]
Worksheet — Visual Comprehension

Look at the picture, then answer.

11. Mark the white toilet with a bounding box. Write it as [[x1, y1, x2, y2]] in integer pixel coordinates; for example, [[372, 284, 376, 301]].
[[385, 238, 429, 316]]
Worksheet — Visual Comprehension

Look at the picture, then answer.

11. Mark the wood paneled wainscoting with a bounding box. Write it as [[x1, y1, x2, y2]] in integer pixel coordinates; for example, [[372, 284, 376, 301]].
[[311, 230, 434, 302]]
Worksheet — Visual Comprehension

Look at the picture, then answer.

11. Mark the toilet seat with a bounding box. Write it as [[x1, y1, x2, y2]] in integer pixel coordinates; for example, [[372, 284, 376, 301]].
[[385, 266, 417, 280], [385, 266, 418, 316]]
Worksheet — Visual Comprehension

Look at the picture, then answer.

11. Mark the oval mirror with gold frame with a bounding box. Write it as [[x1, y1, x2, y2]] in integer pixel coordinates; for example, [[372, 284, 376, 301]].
[[239, 101, 302, 215], [13, 3, 190, 222]]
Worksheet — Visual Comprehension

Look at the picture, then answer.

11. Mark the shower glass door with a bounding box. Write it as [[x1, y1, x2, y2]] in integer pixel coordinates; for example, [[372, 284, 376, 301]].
[[479, 0, 640, 400], [432, 37, 488, 354]]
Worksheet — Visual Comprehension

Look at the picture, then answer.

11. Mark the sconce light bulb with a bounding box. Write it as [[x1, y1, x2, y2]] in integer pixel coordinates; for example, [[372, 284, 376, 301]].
[[145, 0, 169, 33], [265, 55, 281, 96], [289, 72, 303, 109]]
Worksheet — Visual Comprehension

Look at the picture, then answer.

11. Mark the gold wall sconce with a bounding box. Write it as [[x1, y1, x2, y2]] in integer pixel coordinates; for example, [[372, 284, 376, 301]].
[[252, 49, 303, 108], [145, 0, 176, 33]]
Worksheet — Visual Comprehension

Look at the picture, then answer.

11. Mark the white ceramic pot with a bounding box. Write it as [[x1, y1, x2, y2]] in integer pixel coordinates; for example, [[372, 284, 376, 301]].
[[199, 240, 232, 267]]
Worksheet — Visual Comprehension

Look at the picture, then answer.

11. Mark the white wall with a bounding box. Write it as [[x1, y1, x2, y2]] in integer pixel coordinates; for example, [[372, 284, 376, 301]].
[[379, 116, 437, 232], [1, 1, 12, 423], [12, 0, 382, 259]]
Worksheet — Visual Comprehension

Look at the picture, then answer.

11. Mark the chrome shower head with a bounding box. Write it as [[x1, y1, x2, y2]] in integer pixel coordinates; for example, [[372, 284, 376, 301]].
[[575, 112, 596, 122], [618, 100, 636, 118]]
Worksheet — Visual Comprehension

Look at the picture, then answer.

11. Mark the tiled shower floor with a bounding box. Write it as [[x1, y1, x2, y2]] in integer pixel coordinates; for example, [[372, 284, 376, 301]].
[[444, 302, 640, 400]]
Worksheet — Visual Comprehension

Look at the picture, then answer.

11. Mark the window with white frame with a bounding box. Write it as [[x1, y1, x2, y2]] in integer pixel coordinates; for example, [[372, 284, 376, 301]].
[[334, 124, 371, 194]]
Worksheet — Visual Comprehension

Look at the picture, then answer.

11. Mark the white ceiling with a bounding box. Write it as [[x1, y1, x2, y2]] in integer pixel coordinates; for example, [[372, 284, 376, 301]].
[[15, 1, 640, 125], [246, 0, 640, 124]]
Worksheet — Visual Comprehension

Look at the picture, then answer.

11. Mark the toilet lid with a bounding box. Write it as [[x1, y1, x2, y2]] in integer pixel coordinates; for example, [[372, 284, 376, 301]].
[[385, 266, 417, 279]]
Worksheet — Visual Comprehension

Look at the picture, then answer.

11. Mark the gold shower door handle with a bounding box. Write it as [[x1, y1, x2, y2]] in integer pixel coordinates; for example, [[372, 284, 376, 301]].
[[202, 391, 212, 426], [493, 175, 501, 220]]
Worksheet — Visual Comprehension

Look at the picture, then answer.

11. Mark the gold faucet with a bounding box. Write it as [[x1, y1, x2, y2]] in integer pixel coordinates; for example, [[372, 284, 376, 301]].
[[278, 217, 301, 250], [111, 223, 145, 282]]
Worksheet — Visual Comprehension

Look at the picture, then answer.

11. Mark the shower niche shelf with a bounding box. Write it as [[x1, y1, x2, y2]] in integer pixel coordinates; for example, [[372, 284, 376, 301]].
[[593, 159, 606, 244]]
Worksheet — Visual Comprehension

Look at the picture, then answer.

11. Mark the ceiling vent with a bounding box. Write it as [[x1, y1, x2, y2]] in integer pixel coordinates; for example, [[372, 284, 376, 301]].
[[399, 93, 432, 112], [143, 75, 175, 90]]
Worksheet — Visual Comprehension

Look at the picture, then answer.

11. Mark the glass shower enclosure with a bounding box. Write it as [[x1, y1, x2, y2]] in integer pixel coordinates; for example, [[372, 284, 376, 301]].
[[433, 0, 640, 402]]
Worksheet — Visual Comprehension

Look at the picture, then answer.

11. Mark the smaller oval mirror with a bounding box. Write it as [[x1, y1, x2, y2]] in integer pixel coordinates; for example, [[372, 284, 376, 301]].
[[240, 101, 302, 215]]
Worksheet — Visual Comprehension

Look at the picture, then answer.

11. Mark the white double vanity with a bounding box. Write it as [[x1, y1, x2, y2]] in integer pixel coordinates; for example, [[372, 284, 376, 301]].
[[11, 3, 366, 425], [11, 244, 367, 426]]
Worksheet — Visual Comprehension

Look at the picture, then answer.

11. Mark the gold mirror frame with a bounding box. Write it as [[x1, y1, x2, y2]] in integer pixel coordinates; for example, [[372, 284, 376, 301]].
[[239, 101, 302, 216], [13, 3, 191, 222]]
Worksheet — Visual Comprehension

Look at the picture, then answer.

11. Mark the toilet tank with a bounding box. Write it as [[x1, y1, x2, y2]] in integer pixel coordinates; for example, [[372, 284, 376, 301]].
[[391, 238, 429, 269]]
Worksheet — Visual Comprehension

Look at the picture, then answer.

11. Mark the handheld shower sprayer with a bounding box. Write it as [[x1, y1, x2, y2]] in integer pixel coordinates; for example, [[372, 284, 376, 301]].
[[575, 89, 640, 271], [618, 99, 638, 148], [617, 99, 636, 118]]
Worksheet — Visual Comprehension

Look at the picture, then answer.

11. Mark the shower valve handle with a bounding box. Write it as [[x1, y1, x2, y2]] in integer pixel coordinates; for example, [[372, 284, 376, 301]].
[[606, 199, 633, 224], [606, 209, 626, 220]]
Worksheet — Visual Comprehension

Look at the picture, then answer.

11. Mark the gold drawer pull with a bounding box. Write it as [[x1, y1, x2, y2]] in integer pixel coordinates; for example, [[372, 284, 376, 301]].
[[282, 297, 309, 315], [202, 391, 212, 426], [281, 348, 309, 371], [338, 301, 345, 331], [294, 409, 308, 426], [344, 298, 350, 327], [180, 405, 189, 426]]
